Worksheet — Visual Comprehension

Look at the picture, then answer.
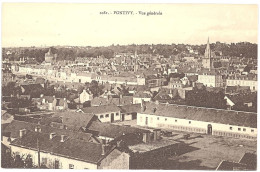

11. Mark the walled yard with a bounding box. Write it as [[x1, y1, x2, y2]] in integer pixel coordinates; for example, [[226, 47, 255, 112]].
[[114, 120, 257, 170]]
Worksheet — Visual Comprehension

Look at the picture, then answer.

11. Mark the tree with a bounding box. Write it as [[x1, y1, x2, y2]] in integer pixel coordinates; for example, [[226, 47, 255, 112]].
[[85, 80, 104, 98]]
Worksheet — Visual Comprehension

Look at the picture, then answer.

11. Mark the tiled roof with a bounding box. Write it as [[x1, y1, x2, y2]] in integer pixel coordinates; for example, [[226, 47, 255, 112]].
[[141, 102, 257, 128]]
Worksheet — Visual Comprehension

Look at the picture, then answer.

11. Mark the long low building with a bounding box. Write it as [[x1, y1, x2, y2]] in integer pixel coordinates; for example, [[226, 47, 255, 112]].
[[137, 102, 257, 140]]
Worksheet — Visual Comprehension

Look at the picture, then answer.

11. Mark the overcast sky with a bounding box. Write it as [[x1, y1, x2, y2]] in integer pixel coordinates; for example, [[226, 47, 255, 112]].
[[2, 3, 258, 47]]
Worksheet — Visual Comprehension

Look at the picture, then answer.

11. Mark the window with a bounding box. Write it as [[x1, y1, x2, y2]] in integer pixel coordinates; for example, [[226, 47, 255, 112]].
[[165, 118, 167, 121], [69, 164, 74, 169], [116, 113, 119, 116], [105, 114, 109, 118], [100, 115, 104, 119], [238, 128, 241, 131], [175, 120, 177, 122], [41, 158, 47, 165], [230, 127, 232, 130], [157, 117, 160, 120], [189, 121, 191, 124], [251, 129, 254, 133], [243, 128, 246, 132]]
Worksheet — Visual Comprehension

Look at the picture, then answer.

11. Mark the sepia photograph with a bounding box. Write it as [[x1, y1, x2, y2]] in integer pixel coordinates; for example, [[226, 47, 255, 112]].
[[1, 2, 258, 170]]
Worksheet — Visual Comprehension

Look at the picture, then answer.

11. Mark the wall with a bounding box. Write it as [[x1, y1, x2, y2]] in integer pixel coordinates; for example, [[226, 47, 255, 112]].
[[137, 113, 257, 139], [11, 145, 98, 169], [97, 111, 121, 123]]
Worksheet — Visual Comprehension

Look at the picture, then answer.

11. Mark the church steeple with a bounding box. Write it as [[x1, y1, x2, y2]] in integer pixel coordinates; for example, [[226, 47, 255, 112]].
[[205, 37, 211, 59], [202, 37, 212, 69]]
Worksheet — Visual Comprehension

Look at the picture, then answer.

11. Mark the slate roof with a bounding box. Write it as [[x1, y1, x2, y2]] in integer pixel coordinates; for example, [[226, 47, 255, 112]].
[[141, 102, 257, 128], [52, 111, 95, 128], [86, 121, 149, 139], [216, 161, 246, 170], [20, 84, 44, 95], [3, 120, 92, 142], [11, 131, 103, 164], [226, 93, 256, 104], [81, 104, 121, 114], [91, 96, 133, 106], [119, 104, 141, 113]]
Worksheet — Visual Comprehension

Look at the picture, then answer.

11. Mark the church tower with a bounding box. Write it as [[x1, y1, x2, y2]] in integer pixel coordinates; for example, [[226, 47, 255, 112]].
[[202, 37, 212, 69]]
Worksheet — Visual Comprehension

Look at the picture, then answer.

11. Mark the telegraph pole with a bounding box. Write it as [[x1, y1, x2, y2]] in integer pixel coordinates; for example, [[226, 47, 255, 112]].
[[37, 136, 40, 168]]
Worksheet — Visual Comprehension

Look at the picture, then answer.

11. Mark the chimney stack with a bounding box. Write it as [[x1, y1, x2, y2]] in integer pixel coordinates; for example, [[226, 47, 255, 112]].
[[60, 135, 67, 142], [50, 133, 56, 140], [101, 143, 108, 156], [35, 126, 41, 133], [19, 129, 27, 138]]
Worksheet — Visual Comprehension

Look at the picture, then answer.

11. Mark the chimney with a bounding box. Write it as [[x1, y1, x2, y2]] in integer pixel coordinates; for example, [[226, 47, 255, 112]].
[[50, 133, 56, 140], [35, 126, 41, 132], [101, 143, 108, 156], [19, 129, 27, 138], [60, 135, 67, 142]]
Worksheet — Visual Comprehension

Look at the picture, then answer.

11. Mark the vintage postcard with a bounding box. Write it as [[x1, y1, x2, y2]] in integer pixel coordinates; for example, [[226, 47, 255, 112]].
[[1, 3, 258, 170]]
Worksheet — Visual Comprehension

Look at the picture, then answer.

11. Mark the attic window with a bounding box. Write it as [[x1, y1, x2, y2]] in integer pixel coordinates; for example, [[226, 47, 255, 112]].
[[100, 115, 104, 119], [165, 118, 167, 121], [116, 113, 119, 116], [175, 120, 177, 122], [238, 128, 241, 131], [230, 127, 232, 130], [243, 128, 246, 132], [157, 117, 160, 120], [189, 121, 191, 124], [251, 129, 254, 132], [105, 114, 109, 118]]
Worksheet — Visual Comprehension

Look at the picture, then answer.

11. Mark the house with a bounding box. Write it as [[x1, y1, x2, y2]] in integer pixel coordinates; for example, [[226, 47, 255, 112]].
[[19, 84, 44, 98], [55, 98, 68, 110], [51, 110, 98, 131], [224, 92, 257, 110], [36, 95, 57, 111], [35, 95, 68, 111], [226, 74, 257, 91], [7, 121, 180, 169], [225, 86, 251, 95], [197, 69, 224, 88], [133, 91, 153, 104], [9, 130, 105, 169], [2, 119, 94, 147], [1, 110, 14, 124], [91, 96, 133, 106], [137, 102, 257, 140], [169, 78, 184, 88], [119, 104, 141, 121], [79, 89, 93, 104], [81, 104, 121, 123]]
